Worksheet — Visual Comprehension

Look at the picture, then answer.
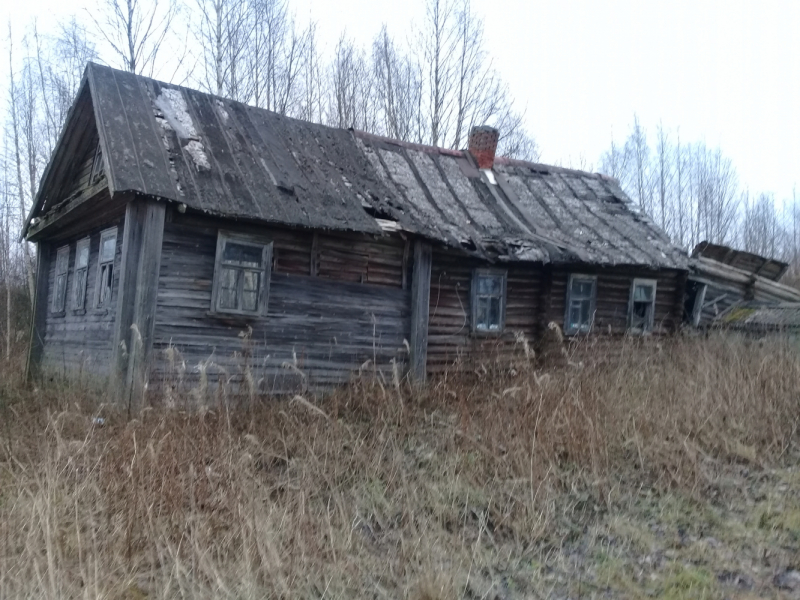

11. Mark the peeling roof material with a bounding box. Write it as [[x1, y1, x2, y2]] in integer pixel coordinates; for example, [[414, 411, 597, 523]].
[[29, 62, 688, 270]]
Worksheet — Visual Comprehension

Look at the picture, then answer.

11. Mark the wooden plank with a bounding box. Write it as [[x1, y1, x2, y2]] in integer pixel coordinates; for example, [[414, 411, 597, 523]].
[[409, 241, 432, 383], [26, 241, 53, 381], [111, 196, 166, 413]]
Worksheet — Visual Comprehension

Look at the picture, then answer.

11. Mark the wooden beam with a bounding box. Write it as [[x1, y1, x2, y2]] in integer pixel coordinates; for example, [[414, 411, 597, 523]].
[[409, 240, 432, 383], [27, 182, 109, 241], [111, 197, 166, 414], [25, 241, 52, 382]]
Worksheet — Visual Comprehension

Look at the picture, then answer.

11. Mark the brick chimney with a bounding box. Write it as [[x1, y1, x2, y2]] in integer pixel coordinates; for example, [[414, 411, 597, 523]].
[[468, 126, 499, 170]]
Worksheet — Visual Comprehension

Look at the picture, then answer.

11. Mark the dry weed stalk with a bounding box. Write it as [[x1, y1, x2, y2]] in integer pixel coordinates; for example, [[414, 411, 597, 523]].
[[0, 333, 798, 597]]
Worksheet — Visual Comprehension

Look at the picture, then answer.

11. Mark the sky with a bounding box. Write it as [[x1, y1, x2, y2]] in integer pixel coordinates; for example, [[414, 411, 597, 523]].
[[4, 0, 799, 201]]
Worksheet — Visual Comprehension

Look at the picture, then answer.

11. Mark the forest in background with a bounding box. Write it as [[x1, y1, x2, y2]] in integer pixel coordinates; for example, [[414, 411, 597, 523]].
[[0, 0, 798, 358]]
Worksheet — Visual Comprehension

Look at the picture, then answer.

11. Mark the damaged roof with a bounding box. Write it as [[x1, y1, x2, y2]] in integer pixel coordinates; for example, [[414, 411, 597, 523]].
[[692, 242, 788, 281], [28, 62, 687, 269]]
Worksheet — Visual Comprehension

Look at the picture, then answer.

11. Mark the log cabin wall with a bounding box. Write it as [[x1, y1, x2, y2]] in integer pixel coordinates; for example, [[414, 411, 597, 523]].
[[546, 266, 685, 334], [426, 252, 685, 375], [427, 248, 543, 374], [40, 217, 125, 378], [151, 211, 411, 395]]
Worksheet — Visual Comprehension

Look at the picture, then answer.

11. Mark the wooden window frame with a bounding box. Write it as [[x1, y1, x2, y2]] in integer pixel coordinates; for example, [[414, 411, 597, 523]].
[[95, 227, 118, 309], [210, 231, 273, 317], [471, 268, 507, 335], [90, 142, 105, 184], [51, 245, 70, 315], [72, 237, 91, 313], [564, 273, 597, 335], [628, 278, 657, 334]]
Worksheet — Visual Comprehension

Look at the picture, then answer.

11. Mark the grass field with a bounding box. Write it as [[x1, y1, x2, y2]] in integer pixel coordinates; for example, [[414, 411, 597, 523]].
[[1, 333, 799, 598]]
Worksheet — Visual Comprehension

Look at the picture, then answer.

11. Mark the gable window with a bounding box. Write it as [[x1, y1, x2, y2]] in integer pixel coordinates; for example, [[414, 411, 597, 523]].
[[471, 269, 506, 334], [72, 237, 90, 311], [629, 278, 657, 333], [90, 143, 104, 184], [211, 232, 273, 316], [52, 245, 70, 314], [565, 274, 596, 335], [96, 227, 117, 307]]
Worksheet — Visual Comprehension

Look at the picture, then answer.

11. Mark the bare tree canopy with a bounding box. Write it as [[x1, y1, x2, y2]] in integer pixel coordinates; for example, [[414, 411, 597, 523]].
[[599, 116, 800, 283]]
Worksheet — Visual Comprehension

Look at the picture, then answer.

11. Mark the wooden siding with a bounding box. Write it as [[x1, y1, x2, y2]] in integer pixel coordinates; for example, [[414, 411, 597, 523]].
[[40, 218, 125, 377], [546, 266, 684, 334], [427, 248, 542, 373], [61, 135, 99, 200], [427, 252, 685, 374], [151, 212, 411, 394]]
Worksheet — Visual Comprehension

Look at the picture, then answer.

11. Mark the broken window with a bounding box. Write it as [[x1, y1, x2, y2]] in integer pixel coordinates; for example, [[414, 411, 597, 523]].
[[212, 232, 272, 316], [565, 274, 596, 335], [96, 227, 117, 308], [72, 237, 90, 311], [472, 269, 506, 334], [90, 143, 105, 184], [52, 245, 70, 314], [628, 278, 657, 333]]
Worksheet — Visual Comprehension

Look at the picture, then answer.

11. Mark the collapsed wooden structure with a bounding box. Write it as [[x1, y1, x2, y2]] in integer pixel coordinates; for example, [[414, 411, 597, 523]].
[[686, 242, 800, 327], [24, 63, 689, 407]]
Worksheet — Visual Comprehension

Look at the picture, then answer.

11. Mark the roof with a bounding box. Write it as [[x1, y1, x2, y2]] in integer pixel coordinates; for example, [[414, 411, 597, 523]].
[[692, 242, 788, 281], [27, 62, 687, 269], [718, 303, 800, 332]]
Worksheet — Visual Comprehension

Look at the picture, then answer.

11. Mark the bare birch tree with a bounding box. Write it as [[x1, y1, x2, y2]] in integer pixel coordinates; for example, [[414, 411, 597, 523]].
[[90, 0, 180, 75]]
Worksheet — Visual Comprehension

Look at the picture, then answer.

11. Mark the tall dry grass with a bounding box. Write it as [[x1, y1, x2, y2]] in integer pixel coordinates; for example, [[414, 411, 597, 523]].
[[0, 333, 798, 598]]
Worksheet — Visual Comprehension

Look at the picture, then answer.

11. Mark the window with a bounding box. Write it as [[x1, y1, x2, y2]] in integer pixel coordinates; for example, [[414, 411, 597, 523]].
[[628, 278, 657, 333], [90, 143, 104, 184], [471, 269, 506, 333], [565, 274, 596, 335], [96, 227, 117, 307], [52, 245, 70, 314], [211, 232, 273, 316], [72, 237, 90, 311]]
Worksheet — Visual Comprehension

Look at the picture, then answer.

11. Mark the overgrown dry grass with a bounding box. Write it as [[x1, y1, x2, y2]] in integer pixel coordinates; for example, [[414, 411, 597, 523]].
[[1, 333, 799, 598]]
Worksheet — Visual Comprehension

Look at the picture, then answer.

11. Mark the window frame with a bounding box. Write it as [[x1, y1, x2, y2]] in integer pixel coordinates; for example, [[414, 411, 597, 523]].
[[95, 227, 118, 309], [210, 231, 273, 317], [470, 268, 507, 335], [51, 245, 70, 315], [90, 142, 105, 184], [564, 273, 597, 335], [71, 237, 91, 312], [628, 278, 657, 334]]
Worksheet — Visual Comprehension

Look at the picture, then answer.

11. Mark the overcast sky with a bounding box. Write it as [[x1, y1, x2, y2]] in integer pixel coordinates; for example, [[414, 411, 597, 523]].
[[5, 0, 799, 201]]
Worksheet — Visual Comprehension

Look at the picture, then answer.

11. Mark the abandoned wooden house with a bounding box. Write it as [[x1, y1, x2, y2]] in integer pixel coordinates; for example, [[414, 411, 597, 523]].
[[24, 62, 689, 405], [685, 242, 800, 327]]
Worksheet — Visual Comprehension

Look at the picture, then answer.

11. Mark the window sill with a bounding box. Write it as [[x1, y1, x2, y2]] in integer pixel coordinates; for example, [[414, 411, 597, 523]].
[[50, 311, 66, 318], [72, 309, 86, 316]]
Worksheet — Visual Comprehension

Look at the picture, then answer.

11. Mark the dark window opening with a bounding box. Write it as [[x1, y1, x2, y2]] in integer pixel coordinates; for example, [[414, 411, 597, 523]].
[[96, 227, 117, 308], [629, 279, 656, 333]]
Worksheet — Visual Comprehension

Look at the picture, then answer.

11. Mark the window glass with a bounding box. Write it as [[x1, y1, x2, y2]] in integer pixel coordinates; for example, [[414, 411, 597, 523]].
[[222, 242, 263, 268], [52, 246, 70, 313], [565, 275, 596, 334], [100, 235, 116, 262], [72, 238, 90, 310], [633, 284, 653, 302], [473, 271, 505, 333], [629, 279, 657, 332], [76, 242, 89, 269], [213, 234, 272, 315], [97, 228, 117, 308]]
